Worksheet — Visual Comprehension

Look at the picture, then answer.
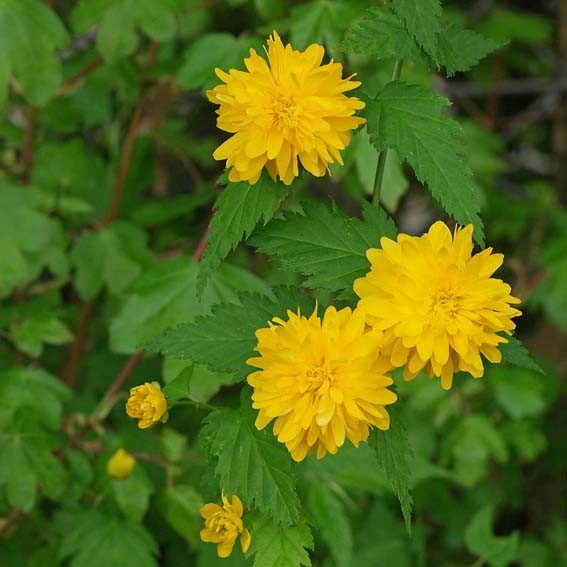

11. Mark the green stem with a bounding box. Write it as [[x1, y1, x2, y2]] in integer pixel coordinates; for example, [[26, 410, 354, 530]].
[[371, 60, 404, 207], [176, 398, 217, 412]]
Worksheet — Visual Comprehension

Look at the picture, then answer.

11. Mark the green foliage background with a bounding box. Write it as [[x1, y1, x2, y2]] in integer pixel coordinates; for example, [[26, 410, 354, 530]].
[[0, 1, 565, 566]]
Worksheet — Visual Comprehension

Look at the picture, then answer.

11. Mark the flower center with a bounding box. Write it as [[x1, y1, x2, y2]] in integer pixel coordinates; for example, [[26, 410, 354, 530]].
[[431, 291, 459, 318], [271, 93, 299, 128], [305, 366, 333, 393]]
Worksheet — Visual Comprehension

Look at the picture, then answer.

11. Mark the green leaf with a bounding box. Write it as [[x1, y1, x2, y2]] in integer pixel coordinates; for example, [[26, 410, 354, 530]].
[[10, 312, 73, 357], [436, 21, 506, 77], [465, 506, 519, 567], [372, 406, 414, 532], [60, 508, 158, 567], [0, 414, 67, 511], [307, 483, 352, 567], [146, 288, 315, 379], [289, 0, 361, 55], [160, 428, 188, 463], [178, 33, 263, 91], [198, 175, 289, 293], [500, 336, 544, 374], [342, 7, 422, 62], [110, 257, 270, 354], [364, 82, 484, 243], [70, 221, 154, 300], [251, 201, 396, 298], [250, 516, 313, 567], [110, 467, 153, 522], [200, 398, 301, 526], [0, 0, 69, 105], [391, 0, 442, 59], [158, 485, 203, 545], [0, 368, 70, 429]]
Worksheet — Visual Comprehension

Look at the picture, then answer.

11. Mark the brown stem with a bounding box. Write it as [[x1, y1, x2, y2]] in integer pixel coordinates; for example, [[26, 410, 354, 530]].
[[192, 227, 211, 262], [61, 301, 94, 388], [55, 57, 105, 97], [106, 350, 145, 400], [0, 509, 23, 539], [20, 106, 36, 185]]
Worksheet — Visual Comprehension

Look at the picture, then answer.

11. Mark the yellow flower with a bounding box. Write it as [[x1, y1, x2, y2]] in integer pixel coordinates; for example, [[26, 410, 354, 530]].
[[247, 306, 397, 462], [206, 31, 365, 185], [125, 381, 167, 429], [200, 491, 251, 558], [354, 222, 522, 390], [107, 448, 135, 479]]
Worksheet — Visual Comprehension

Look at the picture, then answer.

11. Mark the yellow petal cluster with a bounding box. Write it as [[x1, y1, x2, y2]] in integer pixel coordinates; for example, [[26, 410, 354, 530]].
[[247, 306, 397, 462], [126, 382, 167, 429], [107, 448, 135, 479], [354, 222, 522, 390], [200, 491, 251, 558], [206, 31, 365, 185]]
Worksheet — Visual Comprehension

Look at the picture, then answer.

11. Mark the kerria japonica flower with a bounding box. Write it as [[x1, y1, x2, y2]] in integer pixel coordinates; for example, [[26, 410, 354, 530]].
[[107, 448, 135, 480], [354, 221, 522, 390], [200, 492, 251, 558], [125, 381, 168, 429], [206, 31, 365, 185], [247, 306, 397, 462]]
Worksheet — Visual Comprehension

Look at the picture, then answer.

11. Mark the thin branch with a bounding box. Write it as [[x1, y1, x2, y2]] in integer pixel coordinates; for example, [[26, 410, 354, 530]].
[[55, 57, 104, 97], [20, 106, 36, 185], [0, 509, 23, 539], [61, 301, 95, 388], [192, 227, 211, 262]]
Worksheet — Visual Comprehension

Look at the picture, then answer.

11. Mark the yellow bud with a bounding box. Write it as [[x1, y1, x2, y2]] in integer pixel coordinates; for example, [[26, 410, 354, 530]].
[[125, 381, 167, 429], [107, 449, 135, 479]]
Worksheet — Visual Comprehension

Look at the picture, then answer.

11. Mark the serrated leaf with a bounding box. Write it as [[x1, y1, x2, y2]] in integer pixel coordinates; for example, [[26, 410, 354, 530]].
[[0, 0, 69, 105], [342, 7, 422, 62], [391, 0, 441, 59], [436, 21, 506, 77], [307, 483, 352, 567], [197, 175, 289, 293], [250, 516, 313, 567], [372, 406, 414, 532], [200, 400, 300, 526], [251, 201, 396, 298], [110, 258, 270, 354], [10, 313, 73, 357], [465, 506, 519, 567], [146, 288, 315, 379], [364, 82, 484, 243], [500, 336, 544, 374], [60, 508, 158, 567]]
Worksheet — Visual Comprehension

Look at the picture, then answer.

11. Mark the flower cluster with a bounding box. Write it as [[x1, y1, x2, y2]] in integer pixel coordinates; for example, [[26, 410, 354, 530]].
[[200, 491, 251, 558], [354, 222, 522, 389], [126, 382, 168, 429], [247, 306, 397, 461], [207, 31, 365, 185]]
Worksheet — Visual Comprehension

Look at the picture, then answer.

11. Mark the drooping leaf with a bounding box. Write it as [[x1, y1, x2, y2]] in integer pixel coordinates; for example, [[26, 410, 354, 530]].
[[146, 288, 315, 379], [250, 516, 314, 567], [436, 21, 506, 77], [109, 467, 154, 522], [0, 0, 69, 105], [158, 485, 203, 545], [251, 201, 396, 298], [200, 397, 301, 526], [197, 175, 289, 293], [60, 508, 158, 567], [342, 7, 422, 62], [465, 506, 519, 567], [372, 406, 414, 532], [391, 0, 442, 59], [364, 82, 484, 243]]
